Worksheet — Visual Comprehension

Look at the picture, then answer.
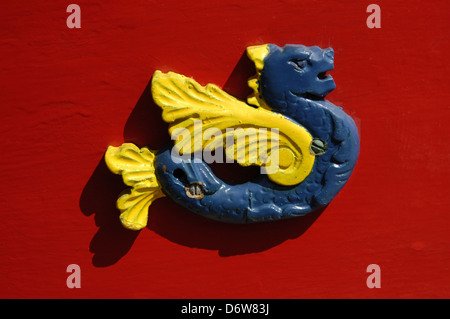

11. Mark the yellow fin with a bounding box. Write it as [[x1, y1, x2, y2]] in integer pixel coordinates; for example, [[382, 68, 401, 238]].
[[247, 45, 270, 72], [246, 45, 271, 110], [105, 143, 164, 230]]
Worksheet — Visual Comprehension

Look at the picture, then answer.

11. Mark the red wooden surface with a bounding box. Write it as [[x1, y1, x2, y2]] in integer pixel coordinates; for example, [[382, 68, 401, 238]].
[[1, 0, 449, 298]]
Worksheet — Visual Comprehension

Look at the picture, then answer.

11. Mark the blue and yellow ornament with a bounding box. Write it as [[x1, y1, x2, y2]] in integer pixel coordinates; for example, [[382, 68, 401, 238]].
[[105, 44, 360, 230]]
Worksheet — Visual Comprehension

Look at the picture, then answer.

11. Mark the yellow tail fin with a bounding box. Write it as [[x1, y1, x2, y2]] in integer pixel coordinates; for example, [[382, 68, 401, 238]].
[[105, 143, 164, 230]]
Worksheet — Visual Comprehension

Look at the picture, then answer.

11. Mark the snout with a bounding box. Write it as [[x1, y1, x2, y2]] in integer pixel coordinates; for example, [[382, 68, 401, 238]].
[[324, 47, 334, 60]]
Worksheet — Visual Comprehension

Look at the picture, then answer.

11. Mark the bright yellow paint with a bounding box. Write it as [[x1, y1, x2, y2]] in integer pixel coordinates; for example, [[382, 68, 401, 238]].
[[247, 44, 269, 72], [152, 70, 316, 186], [246, 44, 272, 110], [105, 143, 164, 230]]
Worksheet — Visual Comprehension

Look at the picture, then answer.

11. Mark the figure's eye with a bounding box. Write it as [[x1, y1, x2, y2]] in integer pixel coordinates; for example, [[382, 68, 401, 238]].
[[289, 59, 307, 71]]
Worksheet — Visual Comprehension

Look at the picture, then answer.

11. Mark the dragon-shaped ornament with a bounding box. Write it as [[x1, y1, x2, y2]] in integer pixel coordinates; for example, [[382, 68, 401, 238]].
[[105, 44, 360, 230]]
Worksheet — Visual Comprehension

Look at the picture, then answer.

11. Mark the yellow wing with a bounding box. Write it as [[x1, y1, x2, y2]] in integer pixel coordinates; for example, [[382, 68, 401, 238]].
[[151, 71, 315, 186]]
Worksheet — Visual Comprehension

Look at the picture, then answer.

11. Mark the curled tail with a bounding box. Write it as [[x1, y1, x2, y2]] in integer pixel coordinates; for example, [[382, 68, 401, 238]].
[[105, 143, 164, 230]]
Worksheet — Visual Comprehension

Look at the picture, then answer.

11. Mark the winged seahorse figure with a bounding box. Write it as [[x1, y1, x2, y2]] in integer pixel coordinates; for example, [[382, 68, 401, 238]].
[[105, 44, 360, 230]]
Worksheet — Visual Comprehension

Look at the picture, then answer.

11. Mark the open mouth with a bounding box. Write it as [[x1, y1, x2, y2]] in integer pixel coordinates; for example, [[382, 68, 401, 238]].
[[290, 91, 324, 100], [317, 70, 332, 80]]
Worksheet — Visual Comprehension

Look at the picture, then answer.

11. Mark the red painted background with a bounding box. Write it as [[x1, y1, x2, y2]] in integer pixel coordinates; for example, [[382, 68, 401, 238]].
[[1, 0, 449, 299]]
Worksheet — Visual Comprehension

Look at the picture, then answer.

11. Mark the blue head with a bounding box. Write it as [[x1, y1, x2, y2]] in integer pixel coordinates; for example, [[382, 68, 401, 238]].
[[249, 44, 336, 111]]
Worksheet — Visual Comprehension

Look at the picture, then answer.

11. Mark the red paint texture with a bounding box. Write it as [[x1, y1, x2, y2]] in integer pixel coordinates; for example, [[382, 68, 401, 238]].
[[0, 0, 449, 298]]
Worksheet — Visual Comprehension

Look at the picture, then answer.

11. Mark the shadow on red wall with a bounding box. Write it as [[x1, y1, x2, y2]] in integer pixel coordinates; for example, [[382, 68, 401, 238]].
[[79, 52, 326, 267]]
